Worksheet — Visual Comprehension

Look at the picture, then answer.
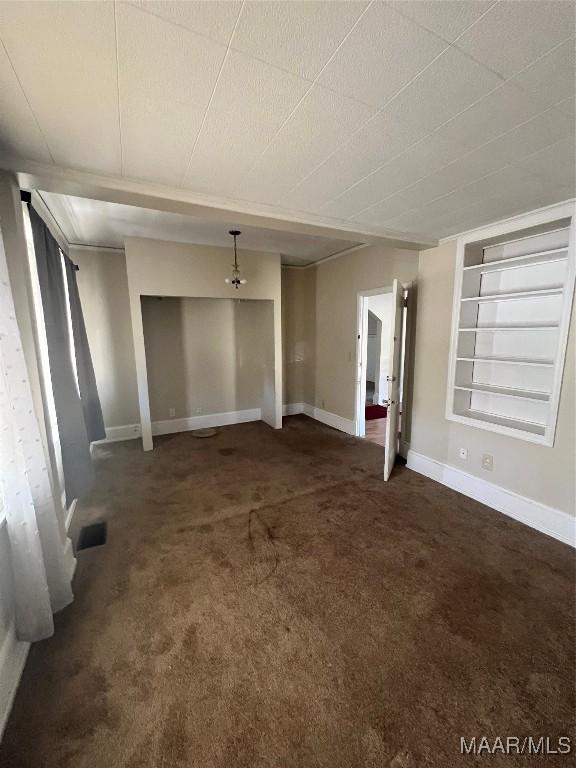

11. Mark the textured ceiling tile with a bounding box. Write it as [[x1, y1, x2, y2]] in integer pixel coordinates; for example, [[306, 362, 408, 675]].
[[280, 148, 372, 213], [318, 1, 448, 107], [385, 45, 502, 132], [339, 109, 432, 177], [455, 0, 575, 79], [279, 108, 433, 213], [428, 202, 497, 237], [377, 207, 441, 236], [511, 38, 576, 111], [117, 3, 226, 185], [183, 50, 310, 195], [555, 95, 575, 118], [517, 137, 576, 190], [390, 0, 495, 43], [435, 84, 546, 156], [487, 109, 575, 163], [125, 1, 241, 44], [319, 150, 436, 218], [343, 190, 416, 225], [0, 1, 120, 174], [237, 86, 375, 204], [232, 1, 368, 80], [0, 43, 52, 162], [321, 131, 462, 219], [460, 165, 551, 203]]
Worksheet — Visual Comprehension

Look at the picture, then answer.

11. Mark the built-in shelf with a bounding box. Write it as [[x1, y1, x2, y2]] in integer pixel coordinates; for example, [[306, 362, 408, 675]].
[[448, 210, 574, 447], [456, 408, 547, 437], [459, 324, 559, 332], [463, 247, 568, 274], [461, 287, 563, 303], [454, 383, 550, 402], [456, 355, 555, 367]]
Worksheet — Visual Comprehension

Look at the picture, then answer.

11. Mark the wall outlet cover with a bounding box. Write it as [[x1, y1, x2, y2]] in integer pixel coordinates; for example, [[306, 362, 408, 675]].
[[168, 407, 176, 418], [481, 453, 494, 471]]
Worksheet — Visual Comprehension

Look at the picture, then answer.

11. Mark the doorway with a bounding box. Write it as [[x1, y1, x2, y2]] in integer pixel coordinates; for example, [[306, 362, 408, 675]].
[[355, 281, 410, 480], [364, 302, 390, 447]]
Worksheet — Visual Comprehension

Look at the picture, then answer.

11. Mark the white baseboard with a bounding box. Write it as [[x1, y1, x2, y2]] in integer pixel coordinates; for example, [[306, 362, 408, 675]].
[[283, 402, 305, 416], [407, 450, 575, 548], [152, 408, 261, 436], [0, 620, 30, 741], [99, 404, 357, 443], [283, 402, 355, 436], [93, 410, 263, 445], [63, 537, 77, 582], [309, 405, 355, 435], [64, 498, 77, 532], [93, 423, 141, 445]]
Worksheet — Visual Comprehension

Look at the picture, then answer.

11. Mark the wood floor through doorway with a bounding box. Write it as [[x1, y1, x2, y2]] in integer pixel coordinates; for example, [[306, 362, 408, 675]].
[[1, 416, 573, 768]]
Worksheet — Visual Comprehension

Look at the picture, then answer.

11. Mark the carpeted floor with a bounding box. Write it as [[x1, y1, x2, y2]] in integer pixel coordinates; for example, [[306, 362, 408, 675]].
[[1, 416, 574, 767]]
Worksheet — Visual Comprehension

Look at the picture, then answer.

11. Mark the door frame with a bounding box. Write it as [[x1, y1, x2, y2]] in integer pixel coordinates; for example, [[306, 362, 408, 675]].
[[354, 281, 413, 451], [354, 284, 393, 438]]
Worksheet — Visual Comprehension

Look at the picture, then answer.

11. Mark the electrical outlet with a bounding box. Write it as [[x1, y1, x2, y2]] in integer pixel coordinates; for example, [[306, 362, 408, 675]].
[[195, 407, 203, 414], [321, 399, 325, 409], [459, 447, 468, 460], [168, 407, 176, 418], [481, 453, 493, 471]]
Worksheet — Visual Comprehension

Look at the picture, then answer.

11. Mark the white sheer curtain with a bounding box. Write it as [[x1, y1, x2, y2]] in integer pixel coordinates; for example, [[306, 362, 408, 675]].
[[0, 225, 73, 642]]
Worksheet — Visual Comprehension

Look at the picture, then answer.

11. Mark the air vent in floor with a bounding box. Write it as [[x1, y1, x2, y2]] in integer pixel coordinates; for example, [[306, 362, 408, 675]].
[[77, 522, 107, 551]]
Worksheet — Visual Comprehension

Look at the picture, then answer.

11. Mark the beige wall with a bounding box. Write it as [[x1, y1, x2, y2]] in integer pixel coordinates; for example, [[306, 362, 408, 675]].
[[411, 240, 575, 516], [281, 266, 316, 405], [74, 243, 281, 432], [142, 296, 270, 420], [124, 237, 283, 447], [73, 247, 139, 428], [313, 245, 419, 420]]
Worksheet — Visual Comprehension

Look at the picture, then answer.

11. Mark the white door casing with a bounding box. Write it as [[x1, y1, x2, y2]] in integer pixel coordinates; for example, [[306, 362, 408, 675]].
[[383, 279, 403, 481]]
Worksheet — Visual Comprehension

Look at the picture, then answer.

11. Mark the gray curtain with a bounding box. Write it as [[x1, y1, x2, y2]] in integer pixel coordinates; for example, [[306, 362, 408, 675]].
[[29, 207, 97, 504], [63, 255, 106, 443]]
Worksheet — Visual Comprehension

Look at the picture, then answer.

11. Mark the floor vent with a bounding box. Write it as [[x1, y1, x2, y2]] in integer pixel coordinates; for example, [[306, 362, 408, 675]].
[[77, 522, 107, 551]]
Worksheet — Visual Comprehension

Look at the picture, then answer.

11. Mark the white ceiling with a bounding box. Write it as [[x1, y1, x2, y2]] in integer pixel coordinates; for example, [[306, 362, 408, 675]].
[[0, 1, 574, 242], [38, 190, 361, 266]]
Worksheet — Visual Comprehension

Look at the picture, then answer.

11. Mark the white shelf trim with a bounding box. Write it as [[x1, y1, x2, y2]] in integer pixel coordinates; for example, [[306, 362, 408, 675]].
[[458, 408, 546, 435], [455, 383, 550, 402], [456, 355, 555, 367], [461, 287, 563, 303], [463, 246, 568, 273], [459, 324, 559, 332]]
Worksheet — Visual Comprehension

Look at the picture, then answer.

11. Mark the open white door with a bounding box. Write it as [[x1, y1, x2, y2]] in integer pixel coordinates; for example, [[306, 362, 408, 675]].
[[355, 297, 369, 437], [383, 279, 404, 481]]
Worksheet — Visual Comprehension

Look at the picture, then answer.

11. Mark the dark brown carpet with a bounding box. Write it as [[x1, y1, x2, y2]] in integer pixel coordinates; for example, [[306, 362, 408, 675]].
[[1, 416, 574, 767]]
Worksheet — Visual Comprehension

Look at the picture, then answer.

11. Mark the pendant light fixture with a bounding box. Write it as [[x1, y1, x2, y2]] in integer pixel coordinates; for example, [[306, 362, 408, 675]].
[[225, 229, 247, 290]]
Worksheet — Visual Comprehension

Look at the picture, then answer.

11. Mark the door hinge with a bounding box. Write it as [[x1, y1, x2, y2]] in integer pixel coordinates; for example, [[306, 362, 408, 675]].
[[402, 297, 408, 308]]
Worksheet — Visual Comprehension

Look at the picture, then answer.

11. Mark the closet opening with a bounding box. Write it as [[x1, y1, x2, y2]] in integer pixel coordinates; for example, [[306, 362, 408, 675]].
[[141, 296, 277, 437]]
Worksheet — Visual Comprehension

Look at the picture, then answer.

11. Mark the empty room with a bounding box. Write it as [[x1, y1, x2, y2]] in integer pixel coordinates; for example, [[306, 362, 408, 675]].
[[0, 1, 574, 766]]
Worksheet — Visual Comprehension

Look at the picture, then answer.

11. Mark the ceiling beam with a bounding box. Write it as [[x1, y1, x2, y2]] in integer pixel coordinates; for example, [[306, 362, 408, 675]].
[[1, 154, 437, 251]]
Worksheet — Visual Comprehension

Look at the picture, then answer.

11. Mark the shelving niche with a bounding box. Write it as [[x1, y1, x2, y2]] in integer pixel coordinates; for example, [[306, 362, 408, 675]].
[[447, 205, 575, 445]]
